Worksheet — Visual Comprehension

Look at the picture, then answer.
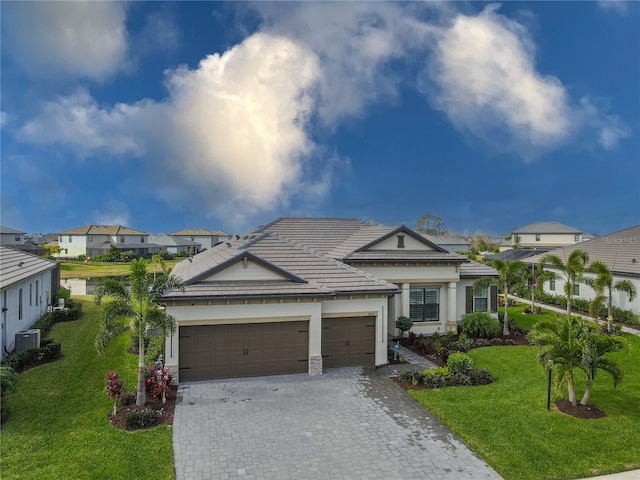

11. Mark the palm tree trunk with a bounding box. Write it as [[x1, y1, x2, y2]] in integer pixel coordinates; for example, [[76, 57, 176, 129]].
[[503, 288, 510, 336], [567, 289, 572, 315], [607, 289, 613, 333], [136, 313, 146, 407], [580, 384, 591, 406], [568, 375, 577, 406]]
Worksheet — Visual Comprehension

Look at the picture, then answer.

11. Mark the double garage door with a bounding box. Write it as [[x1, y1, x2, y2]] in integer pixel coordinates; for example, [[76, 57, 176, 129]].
[[178, 316, 376, 381]]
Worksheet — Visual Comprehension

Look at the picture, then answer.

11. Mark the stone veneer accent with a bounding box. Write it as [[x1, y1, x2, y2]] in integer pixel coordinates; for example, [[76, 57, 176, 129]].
[[309, 356, 323, 375]]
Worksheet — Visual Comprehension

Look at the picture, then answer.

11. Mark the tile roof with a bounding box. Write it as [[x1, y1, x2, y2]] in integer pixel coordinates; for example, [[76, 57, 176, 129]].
[[58, 225, 148, 235], [166, 231, 398, 300], [1, 226, 25, 234], [0, 246, 58, 289], [148, 234, 200, 247], [524, 225, 640, 277], [459, 260, 499, 278], [423, 234, 470, 246], [512, 222, 582, 234], [170, 228, 230, 236]]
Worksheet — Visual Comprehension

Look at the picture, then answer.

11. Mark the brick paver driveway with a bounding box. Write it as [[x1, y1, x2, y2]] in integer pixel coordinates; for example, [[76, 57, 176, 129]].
[[173, 366, 501, 480]]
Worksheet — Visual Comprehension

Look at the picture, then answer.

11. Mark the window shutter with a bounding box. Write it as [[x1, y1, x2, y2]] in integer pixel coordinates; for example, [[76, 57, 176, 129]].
[[490, 286, 498, 312], [466, 287, 473, 314]]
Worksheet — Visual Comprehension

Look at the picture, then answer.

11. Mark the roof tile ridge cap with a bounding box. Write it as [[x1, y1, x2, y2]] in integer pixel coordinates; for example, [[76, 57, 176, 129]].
[[239, 231, 270, 249], [270, 232, 324, 256]]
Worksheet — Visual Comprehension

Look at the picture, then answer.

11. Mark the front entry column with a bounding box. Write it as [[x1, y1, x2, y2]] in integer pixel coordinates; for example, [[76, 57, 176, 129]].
[[447, 282, 457, 332]]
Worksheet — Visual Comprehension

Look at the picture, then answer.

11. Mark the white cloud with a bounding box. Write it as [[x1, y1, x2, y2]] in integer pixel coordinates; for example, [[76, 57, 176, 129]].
[[422, 5, 575, 159], [3, 1, 128, 81], [579, 97, 632, 150], [90, 200, 131, 227], [0, 112, 7, 128], [18, 33, 322, 225], [597, 1, 628, 14]]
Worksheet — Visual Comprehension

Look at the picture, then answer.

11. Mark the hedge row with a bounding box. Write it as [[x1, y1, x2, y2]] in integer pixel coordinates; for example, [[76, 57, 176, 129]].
[[32, 299, 83, 337], [1, 339, 62, 372]]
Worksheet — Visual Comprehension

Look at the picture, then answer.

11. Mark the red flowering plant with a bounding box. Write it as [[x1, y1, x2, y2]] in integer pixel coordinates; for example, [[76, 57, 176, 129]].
[[106, 371, 125, 415], [145, 364, 173, 404]]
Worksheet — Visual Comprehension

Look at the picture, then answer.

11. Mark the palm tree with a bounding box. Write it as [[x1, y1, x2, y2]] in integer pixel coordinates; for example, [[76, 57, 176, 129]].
[[150, 253, 168, 283], [578, 330, 624, 405], [94, 259, 184, 406], [474, 259, 527, 335], [538, 249, 589, 315], [528, 315, 624, 407], [585, 260, 637, 333]]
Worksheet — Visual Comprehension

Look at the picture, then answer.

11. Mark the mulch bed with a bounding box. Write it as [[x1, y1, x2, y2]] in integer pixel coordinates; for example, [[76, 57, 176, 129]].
[[108, 386, 177, 431], [555, 400, 606, 419]]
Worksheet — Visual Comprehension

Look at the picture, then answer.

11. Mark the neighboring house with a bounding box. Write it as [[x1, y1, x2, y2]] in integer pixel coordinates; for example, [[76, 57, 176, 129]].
[[1, 226, 25, 245], [485, 249, 550, 263], [147, 234, 201, 255], [501, 222, 584, 251], [161, 218, 497, 382], [0, 246, 60, 357], [524, 225, 640, 316], [170, 228, 232, 251], [423, 234, 471, 253], [57, 225, 156, 258]]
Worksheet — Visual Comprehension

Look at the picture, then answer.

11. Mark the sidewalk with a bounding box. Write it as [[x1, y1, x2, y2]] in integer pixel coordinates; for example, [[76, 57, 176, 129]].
[[511, 295, 640, 337]]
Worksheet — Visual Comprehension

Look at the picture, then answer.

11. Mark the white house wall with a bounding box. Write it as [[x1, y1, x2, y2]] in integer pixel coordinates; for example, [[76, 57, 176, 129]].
[[1, 270, 52, 357], [360, 265, 459, 283], [518, 233, 580, 247], [541, 268, 640, 316]]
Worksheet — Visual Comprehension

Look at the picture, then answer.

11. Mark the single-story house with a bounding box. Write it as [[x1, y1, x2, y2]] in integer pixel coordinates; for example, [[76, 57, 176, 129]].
[[524, 225, 640, 316], [147, 234, 202, 255], [170, 228, 232, 251], [0, 246, 60, 357], [161, 218, 498, 382]]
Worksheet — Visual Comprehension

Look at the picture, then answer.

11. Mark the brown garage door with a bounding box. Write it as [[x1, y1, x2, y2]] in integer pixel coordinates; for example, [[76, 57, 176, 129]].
[[322, 316, 376, 369], [179, 321, 309, 381]]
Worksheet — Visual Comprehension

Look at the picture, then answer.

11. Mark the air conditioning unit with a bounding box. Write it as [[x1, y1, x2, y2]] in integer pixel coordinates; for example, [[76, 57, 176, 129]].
[[15, 329, 41, 352]]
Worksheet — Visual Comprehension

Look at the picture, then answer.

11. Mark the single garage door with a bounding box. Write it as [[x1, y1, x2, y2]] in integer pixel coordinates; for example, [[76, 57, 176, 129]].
[[179, 321, 309, 381], [322, 316, 376, 369]]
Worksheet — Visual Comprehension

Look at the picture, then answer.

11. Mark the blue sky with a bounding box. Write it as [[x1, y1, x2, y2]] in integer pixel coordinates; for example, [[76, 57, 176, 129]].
[[1, 1, 638, 237]]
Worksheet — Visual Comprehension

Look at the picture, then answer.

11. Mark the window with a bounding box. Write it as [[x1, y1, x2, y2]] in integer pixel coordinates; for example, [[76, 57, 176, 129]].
[[397, 235, 405, 248], [410, 288, 440, 322], [19, 289, 23, 320], [574, 284, 580, 296], [68, 235, 73, 243], [535, 234, 540, 242], [191, 236, 194, 241], [141, 236, 145, 243], [88, 235, 93, 242], [574, 234, 580, 242], [14, 235, 20, 242], [549, 279, 555, 291], [36, 281, 39, 306], [30, 284, 33, 306], [119, 236, 125, 243], [474, 286, 488, 312]]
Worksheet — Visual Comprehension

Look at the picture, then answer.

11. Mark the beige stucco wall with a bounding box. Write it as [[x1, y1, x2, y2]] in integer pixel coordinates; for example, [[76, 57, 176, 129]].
[[369, 235, 434, 250], [517, 233, 580, 247], [164, 295, 390, 381]]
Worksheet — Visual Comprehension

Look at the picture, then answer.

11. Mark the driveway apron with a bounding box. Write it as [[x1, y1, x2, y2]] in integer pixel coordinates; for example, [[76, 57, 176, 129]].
[[173, 366, 502, 480]]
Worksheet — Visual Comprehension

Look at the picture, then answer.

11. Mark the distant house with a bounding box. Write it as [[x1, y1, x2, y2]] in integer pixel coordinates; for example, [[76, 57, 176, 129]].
[[524, 225, 640, 316], [148, 234, 201, 255], [0, 226, 25, 245], [0, 246, 60, 357], [423, 234, 471, 253], [161, 217, 498, 382], [170, 228, 232, 250], [501, 222, 584, 251], [57, 225, 157, 258]]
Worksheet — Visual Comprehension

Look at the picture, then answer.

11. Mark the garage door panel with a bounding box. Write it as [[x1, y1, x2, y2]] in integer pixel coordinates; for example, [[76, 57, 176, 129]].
[[180, 321, 309, 381], [322, 317, 376, 369]]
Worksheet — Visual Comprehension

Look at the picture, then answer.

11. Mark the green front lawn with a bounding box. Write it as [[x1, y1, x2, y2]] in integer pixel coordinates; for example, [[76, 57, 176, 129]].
[[410, 336, 640, 480], [0, 297, 174, 480], [501, 302, 559, 330], [60, 260, 181, 279]]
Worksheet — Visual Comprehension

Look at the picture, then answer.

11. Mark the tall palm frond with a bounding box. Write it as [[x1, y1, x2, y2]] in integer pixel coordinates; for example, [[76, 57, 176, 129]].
[[539, 249, 589, 314]]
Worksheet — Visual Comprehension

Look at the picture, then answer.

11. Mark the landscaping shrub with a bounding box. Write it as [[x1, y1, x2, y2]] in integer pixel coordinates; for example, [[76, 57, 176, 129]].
[[32, 301, 82, 336], [106, 371, 126, 415], [423, 371, 448, 388], [121, 392, 136, 406], [398, 369, 422, 385], [449, 372, 473, 386], [460, 312, 501, 338], [144, 336, 164, 366], [470, 368, 493, 385], [446, 341, 470, 353], [124, 409, 157, 430], [447, 352, 474, 375], [145, 364, 173, 403], [395, 316, 414, 338]]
